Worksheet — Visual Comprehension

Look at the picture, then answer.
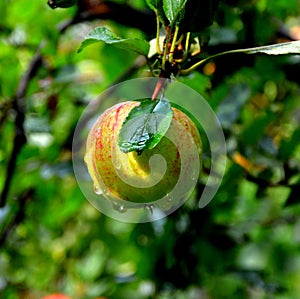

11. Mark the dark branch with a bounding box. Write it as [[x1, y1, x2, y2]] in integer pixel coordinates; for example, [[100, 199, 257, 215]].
[[0, 188, 34, 246], [0, 43, 44, 208], [59, 1, 156, 36]]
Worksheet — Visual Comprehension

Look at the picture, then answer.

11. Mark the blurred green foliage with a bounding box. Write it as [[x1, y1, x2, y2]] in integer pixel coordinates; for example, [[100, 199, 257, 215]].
[[1, 0, 300, 298]]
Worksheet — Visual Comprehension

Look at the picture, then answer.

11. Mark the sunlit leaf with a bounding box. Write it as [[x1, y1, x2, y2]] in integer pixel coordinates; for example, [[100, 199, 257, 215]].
[[163, 0, 187, 24], [78, 27, 150, 56]]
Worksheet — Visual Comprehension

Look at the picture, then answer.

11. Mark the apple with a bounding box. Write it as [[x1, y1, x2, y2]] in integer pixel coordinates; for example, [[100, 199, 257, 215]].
[[84, 101, 202, 205], [41, 294, 108, 299], [41, 294, 72, 299]]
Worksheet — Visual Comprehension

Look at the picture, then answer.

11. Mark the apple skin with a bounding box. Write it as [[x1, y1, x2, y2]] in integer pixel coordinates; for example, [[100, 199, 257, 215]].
[[84, 101, 202, 204], [41, 294, 72, 299], [41, 295, 108, 299]]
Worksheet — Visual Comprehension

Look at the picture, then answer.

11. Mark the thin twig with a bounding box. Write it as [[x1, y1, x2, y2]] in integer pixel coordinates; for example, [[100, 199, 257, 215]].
[[58, 1, 155, 35], [0, 188, 34, 246], [0, 42, 44, 208]]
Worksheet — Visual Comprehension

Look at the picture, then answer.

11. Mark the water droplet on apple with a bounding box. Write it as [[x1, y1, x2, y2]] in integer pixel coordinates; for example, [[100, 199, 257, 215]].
[[118, 205, 127, 213], [103, 188, 110, 197], [93, 184, 103, 195], [112, 201, 127, 213], [144, 204, 154, 216], [165, 193, 172, 202], [114, 158, 122, 170]]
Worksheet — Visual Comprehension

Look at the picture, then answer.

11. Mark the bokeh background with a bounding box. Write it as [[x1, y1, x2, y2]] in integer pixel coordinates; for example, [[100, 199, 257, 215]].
[[1, 0, 300, 298]]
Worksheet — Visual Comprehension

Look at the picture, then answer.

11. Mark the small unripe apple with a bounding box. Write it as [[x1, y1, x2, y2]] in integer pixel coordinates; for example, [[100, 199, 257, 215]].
[[84, 101, 202, 205]]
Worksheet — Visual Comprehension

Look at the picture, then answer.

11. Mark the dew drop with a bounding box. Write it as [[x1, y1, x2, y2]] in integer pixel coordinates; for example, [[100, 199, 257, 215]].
[[112, 201, 127, 213], [144, 204, 154, 216], [93, 184, 103, 195], [103, 188, 110, 197], [165, 193, 173, 202], [114, 158, 122, 170], [118, 205, 127, 213]]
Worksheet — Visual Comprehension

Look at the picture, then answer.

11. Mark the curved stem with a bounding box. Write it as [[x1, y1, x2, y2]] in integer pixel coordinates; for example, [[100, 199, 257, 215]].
[[169, 25, 179, 64], [179, 57, 209, 75], [155, 10, 163, 55], [175, 31, 190, 63], [179, 51, 227, 75], [148, 58, 160, 77], [185, 32, 191, 53], [161, 27, 172, 71]]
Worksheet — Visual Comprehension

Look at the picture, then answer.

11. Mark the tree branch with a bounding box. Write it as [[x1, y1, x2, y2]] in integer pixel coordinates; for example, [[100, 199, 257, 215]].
[[0, 43, 44, 208], [0, 188, 34, 246], [59, 1, 156, 35]]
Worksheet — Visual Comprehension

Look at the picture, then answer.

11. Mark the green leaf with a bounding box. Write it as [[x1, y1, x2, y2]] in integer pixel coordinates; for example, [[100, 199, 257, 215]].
[[181, 41, 300, 75], [146, 0, 168, 26], [211, 40, 300, 57], [77, 27, 150, 56], [241, 40, 300, 55], [146, 0, 159, 10], [181, 0, 220, 32], [163, 0, 187, 24], [118, 98, 173, 154], [279, 128, 300, 160]]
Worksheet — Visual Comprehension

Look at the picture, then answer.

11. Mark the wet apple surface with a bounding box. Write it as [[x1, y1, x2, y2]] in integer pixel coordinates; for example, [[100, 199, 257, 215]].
[[84, 101, 202, 204]]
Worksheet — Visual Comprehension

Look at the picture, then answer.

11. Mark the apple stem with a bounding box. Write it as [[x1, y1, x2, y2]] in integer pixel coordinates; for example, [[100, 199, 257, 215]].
[[151, 71, 169, 100]]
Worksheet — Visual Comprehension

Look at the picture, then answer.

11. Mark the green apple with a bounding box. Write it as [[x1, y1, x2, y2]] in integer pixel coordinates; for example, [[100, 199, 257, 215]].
[[84, 101, 202, 204]]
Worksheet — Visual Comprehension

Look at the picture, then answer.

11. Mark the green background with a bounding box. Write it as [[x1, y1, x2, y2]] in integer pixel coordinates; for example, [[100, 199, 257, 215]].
[[1, 0, 300, 298]]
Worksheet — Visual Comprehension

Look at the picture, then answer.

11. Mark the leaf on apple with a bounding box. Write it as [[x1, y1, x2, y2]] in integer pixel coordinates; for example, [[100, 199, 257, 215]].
[[77, 27, 150, 56], [118, 98, 173, 154]]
